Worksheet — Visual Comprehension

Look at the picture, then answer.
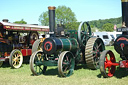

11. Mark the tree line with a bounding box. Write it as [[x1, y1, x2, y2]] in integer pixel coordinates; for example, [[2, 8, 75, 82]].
[[14, 6, 122, 32], [89, 17, 122, 31]]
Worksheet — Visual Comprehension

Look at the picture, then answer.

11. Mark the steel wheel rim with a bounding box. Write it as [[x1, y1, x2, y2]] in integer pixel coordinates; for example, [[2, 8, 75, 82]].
[[11, 50, 23, 68], [30, 51, 47, 75], [104, 51, 116, 77], [100, 50, 116, 78], [58, 51, 75, 77]]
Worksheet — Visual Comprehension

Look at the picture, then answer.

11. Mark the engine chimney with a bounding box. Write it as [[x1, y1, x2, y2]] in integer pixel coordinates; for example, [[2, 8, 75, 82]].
[[48, 6, 56, 37], [122, 0, 128, 27], [2, 19, 9, 22]]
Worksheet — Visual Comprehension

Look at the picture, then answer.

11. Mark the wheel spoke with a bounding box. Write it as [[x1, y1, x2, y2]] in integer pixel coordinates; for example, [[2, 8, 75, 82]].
[[63, 66, 68, 73], [100, 50, 116, 78], [66, 56, 69, 62], [58, 51, 74, 77], [97, 43, 101, 50], [105, 56, 109, 61], [30, 51, 47, 75], [14, 61, 16, 65], [108, 67, 111, 73]]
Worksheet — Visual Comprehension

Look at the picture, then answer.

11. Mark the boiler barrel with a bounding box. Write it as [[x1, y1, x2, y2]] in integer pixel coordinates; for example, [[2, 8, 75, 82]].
[[114, 35, 128, 56], [122, 0, 128, 27], [42, 38, 79, 54]]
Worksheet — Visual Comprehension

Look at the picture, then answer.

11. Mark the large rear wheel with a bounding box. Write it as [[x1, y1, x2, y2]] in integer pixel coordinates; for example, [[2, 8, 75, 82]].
[[85, 37, 105, 69], [99, 50, 116, 78]]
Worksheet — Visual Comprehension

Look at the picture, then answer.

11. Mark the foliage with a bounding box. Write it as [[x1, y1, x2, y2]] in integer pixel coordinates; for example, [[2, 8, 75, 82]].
[[14, 19, 27, 24], [39, 5, 122, 31], [89, 17, 122, 31], [55, 6, 77, 24], [39, 5, 77, 29], [64, 22, 80, 30], [102, 23, 114, 32], [39, 12, 49, 26]]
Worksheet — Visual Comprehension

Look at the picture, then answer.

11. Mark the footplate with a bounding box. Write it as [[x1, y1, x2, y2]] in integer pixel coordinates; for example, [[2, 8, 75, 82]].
[[0, 58, 6, 61]]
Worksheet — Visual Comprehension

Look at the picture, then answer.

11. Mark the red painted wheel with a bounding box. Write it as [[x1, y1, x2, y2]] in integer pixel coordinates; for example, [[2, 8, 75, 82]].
[[99, 50, 116, 78]]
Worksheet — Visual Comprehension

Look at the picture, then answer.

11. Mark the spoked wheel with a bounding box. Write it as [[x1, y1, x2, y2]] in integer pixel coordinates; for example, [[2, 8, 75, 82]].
[[99, 50, 116, 78], [29, 32, 39, 45], [9, 49, 23, 69], [30, 51, 47, 76], [85, 37, 105, 69], [32, 39, 43, 53], [58, 51, 75, 77], [78, 21, 92, 47]]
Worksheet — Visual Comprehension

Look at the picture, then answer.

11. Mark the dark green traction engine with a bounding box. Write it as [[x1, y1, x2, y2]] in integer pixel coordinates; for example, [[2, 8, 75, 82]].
[[30, 6, 105, 77]]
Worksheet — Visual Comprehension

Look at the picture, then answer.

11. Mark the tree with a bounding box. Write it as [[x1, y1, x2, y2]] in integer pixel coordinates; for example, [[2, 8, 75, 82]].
[[64, 22, 80, 30], [14, 19, 27, 24], [39, 12, 49, 26], [39, 5, 77, 29], [102, 23, 114, 32]]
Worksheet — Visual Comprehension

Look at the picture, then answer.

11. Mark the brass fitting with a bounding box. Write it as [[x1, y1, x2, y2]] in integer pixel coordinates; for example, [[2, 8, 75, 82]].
[[122, 0, 128, 2], [48, 6, 56, 10]]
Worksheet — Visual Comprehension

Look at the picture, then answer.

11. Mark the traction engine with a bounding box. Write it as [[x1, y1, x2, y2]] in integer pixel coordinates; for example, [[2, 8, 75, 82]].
[[99, 0, 128, 78], [30, 6, 105, 77]]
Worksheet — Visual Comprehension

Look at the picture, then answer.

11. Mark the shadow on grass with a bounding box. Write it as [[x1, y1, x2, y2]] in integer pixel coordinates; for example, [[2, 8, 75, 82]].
[[30, 64, 89, 77], [97, 67, 128, 78], [44, 68, 59, 76], [0, 62, 10, 68], [114, 67, 128, 78], [74, 63, 88, 70], [30, 67, 59, 77], [1, 61, 28, 68]]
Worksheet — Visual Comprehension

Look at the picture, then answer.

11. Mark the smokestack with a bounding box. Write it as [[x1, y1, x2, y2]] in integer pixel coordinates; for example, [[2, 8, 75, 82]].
[[48, 6, 56, 37], [2, 19, 9, 22], [122, 0, 128, 27]]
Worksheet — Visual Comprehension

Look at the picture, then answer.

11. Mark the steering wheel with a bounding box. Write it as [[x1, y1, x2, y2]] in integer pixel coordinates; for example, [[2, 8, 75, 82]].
[[78, 21, 92, 47]]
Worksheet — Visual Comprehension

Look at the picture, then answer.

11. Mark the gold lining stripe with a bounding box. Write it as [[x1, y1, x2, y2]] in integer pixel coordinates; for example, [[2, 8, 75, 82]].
[[122, 0, 128, 2]]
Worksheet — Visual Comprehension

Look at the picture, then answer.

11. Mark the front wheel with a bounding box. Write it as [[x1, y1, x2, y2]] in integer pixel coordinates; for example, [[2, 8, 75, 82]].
[[99, 50, 116, 78], [30, 51, 47, 76], [9, 49, 23, 69], [58, 51, 75, 77]]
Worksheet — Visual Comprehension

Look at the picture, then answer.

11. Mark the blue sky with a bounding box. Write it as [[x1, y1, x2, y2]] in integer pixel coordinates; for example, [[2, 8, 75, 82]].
[[0, 0, 121, 24]]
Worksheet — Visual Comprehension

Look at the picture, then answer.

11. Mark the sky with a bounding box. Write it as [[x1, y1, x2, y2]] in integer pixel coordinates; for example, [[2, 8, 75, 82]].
[[0, 0, 121, 25]]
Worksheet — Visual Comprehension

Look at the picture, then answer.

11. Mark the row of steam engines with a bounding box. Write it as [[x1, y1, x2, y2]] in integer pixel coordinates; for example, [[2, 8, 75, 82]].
[[0, 19, 47, 68], [30, 6, 105, 77], [99, 0, 128, 78]]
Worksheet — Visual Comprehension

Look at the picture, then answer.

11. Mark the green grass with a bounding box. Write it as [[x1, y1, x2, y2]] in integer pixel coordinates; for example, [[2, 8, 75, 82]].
[[0, 46, 128, 85]]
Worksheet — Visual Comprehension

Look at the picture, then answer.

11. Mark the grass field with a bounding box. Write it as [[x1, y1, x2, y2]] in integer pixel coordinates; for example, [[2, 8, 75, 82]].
[[0, 46, 128, 85]]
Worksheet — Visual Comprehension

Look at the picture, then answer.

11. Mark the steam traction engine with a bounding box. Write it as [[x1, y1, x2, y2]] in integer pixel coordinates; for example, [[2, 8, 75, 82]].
[[30, 6, 105, 77], [99, 0, 128, 78], [0, 20, 49, 68]]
